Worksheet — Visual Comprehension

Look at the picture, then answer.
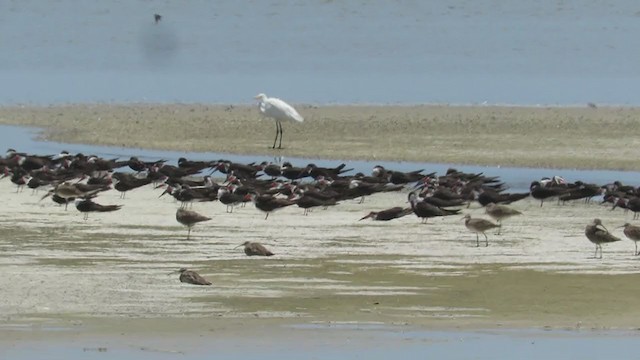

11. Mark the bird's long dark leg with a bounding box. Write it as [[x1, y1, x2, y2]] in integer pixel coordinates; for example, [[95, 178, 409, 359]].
[[278, 120, 284, 149], [476, 233, 480, 247], [264, 212, 269, 220], [272, 120, 281, 149], [187, 227, 191, 240], [483, 233, 489, 247]]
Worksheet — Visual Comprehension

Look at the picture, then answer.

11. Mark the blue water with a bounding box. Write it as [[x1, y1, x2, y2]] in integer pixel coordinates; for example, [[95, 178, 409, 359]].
[[3, 328, 639, 360], [2, 1, 640, 105], [3, 125, 640, 192]]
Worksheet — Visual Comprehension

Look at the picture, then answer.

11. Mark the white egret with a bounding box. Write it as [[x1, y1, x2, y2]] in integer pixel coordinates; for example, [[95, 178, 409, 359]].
[[255, 93, 304, 149]]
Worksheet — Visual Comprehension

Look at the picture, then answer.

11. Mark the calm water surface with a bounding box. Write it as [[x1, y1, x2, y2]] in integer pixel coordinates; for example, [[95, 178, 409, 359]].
[[3, 327, 639, 360], [1, 1, 639, 105]]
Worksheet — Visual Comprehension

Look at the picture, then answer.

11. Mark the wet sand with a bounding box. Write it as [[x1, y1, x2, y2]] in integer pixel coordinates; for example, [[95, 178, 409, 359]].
[[2, 177, 640, 339], [0, 104, 639, 170]]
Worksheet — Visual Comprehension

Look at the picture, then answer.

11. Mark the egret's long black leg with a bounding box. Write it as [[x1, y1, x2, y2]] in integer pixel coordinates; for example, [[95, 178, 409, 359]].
[[272, 120, 280, 149], [278, 121, 284, 149]]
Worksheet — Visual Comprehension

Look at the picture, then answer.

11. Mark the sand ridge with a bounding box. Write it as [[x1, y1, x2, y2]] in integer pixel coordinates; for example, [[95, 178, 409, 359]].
[[1, 104, 639, 169]]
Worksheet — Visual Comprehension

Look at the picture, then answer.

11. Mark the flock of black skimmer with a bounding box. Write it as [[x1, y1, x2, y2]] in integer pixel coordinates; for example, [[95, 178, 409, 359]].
[[2, 148, 640, 271]]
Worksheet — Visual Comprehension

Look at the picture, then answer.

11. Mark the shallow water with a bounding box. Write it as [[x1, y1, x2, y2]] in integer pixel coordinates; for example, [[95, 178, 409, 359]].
[[3, 327, 640, 360], [2, 1, 640, 105]]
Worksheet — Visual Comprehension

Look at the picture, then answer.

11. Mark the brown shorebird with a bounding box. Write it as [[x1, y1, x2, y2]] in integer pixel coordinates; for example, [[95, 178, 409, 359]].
[[171, 268, 211, 285], [359, 207, 413, 221], [41, 182, 110, 210], [620, 223, 640, 256], [484, 202, 522, 234], [463, 214, 500, 247], [585, 219, 621, 259], [74, 199, 123, 220], [235, 241, 274, 256], [176, 208, 211, 240]]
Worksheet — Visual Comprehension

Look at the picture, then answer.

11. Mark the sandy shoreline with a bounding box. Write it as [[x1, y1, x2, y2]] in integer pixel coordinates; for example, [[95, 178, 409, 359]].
[[2, 175, 640, 338], [1, 104, 640, 170]]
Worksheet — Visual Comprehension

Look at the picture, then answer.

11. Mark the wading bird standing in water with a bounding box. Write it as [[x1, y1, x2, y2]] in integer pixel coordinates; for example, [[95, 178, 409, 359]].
[[255, 93, 304, 149]]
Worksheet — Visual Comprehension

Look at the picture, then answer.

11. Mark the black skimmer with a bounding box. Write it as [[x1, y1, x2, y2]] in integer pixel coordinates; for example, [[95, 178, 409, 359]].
[[217, 187, 245, 213], [74, 199, 123, 220], [248, 193, 296, 219], [294, 193, 337, 215], [529, 181, 568, 207], [359, 207, 413, 221], [407, 192, 460, 223]]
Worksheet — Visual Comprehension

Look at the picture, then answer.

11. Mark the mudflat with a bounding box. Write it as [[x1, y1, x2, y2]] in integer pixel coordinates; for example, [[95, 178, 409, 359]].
[[1, 179, 639, 336], [0, 104, 638, 170]]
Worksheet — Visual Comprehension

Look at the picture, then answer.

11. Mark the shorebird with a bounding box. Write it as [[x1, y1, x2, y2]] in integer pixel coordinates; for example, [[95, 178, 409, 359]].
[[359, 206, 413, 221], [529, 181, 567, 207], [408, 192, 460, 223], [41, 182, 110, 210], [175, 208, 211, 240], [463, 214, 500, 247], [74, 199, 123, 220], [154, 13, 162, 23], [620, 223, 640, 256], [294, 193, 337, 215], [585, 218, 621, 259], [235, 241, 274, 256], [484, 202, 522, 234], [170, 268, 211, 285], [248, 193, 296, 219]]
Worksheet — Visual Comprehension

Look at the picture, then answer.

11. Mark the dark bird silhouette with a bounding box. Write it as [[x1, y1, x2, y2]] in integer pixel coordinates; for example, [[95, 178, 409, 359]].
[[154, 14, 162, 23], [408, 192, 460, 223], [530, 181, 567, 207], [249, 194, 296, 219], [359, 206, 413, 221], [74, 199, 123, 220]]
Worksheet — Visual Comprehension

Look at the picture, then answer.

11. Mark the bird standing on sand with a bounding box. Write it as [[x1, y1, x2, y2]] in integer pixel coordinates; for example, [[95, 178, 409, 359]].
[[463, 214, 500, 247], [235, 241, 274, 256], [585, 218, 621, 259], [74, 199, 123, 220], [171, 268, 211, 285], [255, 93, 304, 149], [484, 202, 522, 234], [176, 208, 211, 240], [620, 223, 640, 256]]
